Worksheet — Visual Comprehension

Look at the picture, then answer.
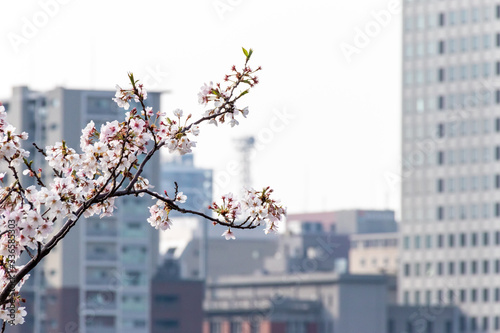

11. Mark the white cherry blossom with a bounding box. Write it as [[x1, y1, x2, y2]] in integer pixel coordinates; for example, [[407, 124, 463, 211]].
[[0, 50, 279, 326], [222, 229, 236, 240]]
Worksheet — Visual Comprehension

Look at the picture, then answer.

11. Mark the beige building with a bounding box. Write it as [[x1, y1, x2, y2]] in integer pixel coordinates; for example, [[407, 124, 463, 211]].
[[349, 232, 399, 275]]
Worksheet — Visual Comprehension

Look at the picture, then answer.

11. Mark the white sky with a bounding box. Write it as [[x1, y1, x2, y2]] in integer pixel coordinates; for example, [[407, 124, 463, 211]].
[[0, 0, 402, 216]]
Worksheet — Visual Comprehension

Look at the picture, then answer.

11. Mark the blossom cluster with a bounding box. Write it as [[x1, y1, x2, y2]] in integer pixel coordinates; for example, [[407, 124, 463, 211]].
[[156, 108, 200, 155], [209, 193, 242, 222], [112, 81, 147, 110], [197, 50, 259, 128], [0, 105, 29, 166], [242, 187, 286, 234], [146, 192, 186, 230], [147, 201, 173, 230], [210, 187, 287, 240]]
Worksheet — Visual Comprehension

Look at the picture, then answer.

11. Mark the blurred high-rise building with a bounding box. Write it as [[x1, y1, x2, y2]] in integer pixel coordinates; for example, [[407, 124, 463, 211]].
[[401, 3, 500, 331], [5, 86, 161, 333]]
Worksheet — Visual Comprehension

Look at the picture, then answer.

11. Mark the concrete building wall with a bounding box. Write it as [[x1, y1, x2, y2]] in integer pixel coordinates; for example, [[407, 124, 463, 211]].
[[42, 288, 79, 333], [387, 304, 460, 333], [164, 236, 279, 280], [331, 210, 357, 234], [337, 281, 387, 333], [151, 279, 203, 333], [271, 233, 350, 275], [337, 210, 397, 235], [204, 273, 388, 333]]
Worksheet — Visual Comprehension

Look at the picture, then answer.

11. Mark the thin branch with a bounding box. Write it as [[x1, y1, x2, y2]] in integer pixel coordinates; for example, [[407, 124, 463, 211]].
[[34, 143, 62, 178], [0, 185, 16, 207], [22, 158, 45, 188], [131, 189, 257, 230], [5, 158, 24, 193], [23, 247, 34, 259], [32, 143, 47, 157], [173, 182, 179, 198], [181, 108, 234, 134]]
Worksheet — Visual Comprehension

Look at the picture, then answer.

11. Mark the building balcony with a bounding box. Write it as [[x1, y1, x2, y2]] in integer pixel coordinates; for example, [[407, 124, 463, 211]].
[[85, 291, 117, 311], [86, 228, 118, 237], [86, 217, 118, 238], [85, 300, 117, 311], [86, 253, 118, 261], [85, 328, 116, 333]]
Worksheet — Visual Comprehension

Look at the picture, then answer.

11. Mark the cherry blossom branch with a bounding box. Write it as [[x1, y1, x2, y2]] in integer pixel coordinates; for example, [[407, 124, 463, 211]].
[[5, 159, 23, 193], [181, 108, 236, 133], [129, 74, 159, 145], [0, 185, 101, 305], [127, 189, 258, 229], [0, 49, 286, 326], [23, 247, 34, 259], [0, 207, 85, 305], [0, 176, 264, 306]]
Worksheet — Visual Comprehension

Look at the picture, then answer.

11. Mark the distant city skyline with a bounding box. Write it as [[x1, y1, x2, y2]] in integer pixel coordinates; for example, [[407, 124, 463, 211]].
[[0, 0, 402, 216]]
